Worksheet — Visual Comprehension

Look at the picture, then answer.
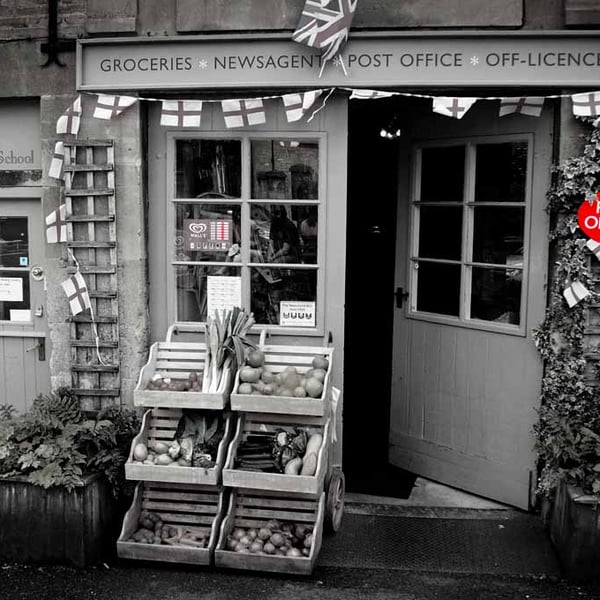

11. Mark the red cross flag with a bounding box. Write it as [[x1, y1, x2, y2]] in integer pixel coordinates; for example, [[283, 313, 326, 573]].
[[61, 272, 91, 315], [221, 99, 266, 128], [160, 100, 203, 127], [48, 141, 65, 180], [586, 238, 600, 261], [45, 203, 69, 244], [572, 92, 600, 117], [349, 89, 395, 100], [93, 94, 138, 120], [499, 97, 544, 117], [563, 280, 590, 308], [56, 95, 81, 135], [282, 90, 322, 122], [432, 97, 477, 119], [292, 0, 358, 62]]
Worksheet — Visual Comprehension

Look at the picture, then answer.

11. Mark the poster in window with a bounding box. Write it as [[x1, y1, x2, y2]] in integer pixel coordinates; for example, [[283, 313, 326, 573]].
[[184, 219, 232, 252], [279, 301, 315, 327], [0, 277, 23, 301], [207, 276, 242, 318]]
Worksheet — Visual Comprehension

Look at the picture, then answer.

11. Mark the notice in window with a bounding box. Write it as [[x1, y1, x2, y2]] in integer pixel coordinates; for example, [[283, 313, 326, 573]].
[[0, 277, 23, 301], [279, 301, 315, 327], [207, 276, 242, 318], [184, 219, 233, 252]]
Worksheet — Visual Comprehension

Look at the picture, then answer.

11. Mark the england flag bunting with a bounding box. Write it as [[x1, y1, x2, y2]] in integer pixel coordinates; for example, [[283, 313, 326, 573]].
[[586, 238, 600, 261], [48, 141, 65, 180], [93, 94, 138, 120], [571, 92, 600, 117], [282, 91, 323, 122], [349, 89, 396, 100], [563, 280, 590, 308], [160, 100, 203, 127], [292, 0, 358, 62], [499, 97, 544, 117], [222, 99, 266, 128], [45, 203, 69, 244], [432, 97, 477, 119], [61, 272, 91, 315], [56, 95, 82, 135]]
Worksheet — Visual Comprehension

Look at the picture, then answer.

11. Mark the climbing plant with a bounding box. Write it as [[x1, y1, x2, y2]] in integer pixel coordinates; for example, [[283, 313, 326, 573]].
[[533, 116, 600, 498]]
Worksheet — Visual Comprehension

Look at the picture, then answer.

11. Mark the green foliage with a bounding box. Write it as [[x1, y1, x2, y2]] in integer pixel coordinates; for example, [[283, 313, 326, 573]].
[[533, 116, 600, 498], [0, 389, 139, 496]]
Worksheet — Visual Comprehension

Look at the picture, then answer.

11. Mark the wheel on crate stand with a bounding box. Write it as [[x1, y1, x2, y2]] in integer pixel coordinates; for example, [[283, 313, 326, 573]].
[[324, 467, 345, 533]]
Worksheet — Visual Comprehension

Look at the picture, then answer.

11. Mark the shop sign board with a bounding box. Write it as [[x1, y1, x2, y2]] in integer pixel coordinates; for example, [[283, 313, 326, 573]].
[[0, 100, 41, 171], [78, 32, 600, 90], [279, 301, 315, 327]]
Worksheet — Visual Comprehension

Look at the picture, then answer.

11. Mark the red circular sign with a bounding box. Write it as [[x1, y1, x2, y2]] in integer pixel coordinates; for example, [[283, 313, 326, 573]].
[[578, 195, 600, 242]]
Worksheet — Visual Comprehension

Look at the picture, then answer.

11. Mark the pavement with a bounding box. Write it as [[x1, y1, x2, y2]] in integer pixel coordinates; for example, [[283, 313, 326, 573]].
[[1, 479, 599, 600]]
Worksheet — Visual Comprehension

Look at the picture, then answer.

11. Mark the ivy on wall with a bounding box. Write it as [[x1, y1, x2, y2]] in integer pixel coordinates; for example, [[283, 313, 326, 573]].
[[533, 117, 600, 498]]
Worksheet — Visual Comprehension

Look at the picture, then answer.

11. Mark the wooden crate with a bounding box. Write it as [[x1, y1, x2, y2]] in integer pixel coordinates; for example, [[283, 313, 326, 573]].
[[230, 344, 333, 416], [215, 490, 325, 575], [133, 341, 231, 409], [125, 408, 233, 486], [117, 482, 225, 565], [222, 413, 329, 496]]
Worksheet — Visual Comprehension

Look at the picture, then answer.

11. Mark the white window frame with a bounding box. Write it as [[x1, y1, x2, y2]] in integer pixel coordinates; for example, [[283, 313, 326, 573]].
[[407, 133, 534, 336], [165, 130, 327, 336]]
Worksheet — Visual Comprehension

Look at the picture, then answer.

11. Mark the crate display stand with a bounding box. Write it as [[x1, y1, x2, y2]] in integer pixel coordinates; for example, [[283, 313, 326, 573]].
[[117, 325, 232, 565]]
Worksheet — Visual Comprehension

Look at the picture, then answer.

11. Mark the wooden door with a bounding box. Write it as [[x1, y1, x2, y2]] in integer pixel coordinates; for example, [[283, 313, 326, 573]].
[[0, 198, 50, 412], [389, 101, 553, 509]]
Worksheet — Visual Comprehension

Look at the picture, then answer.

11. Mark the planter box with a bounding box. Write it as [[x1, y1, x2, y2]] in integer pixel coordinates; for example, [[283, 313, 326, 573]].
[[0, 474, 117, 567], [550, 480, 600, 582]]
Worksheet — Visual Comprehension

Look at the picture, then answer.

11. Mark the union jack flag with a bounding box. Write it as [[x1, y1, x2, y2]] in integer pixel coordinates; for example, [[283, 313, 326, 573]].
[[292, 0, 358, 62]]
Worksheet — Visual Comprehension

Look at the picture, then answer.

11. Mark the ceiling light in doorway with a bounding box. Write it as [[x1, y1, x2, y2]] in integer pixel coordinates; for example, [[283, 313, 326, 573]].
[[379, 115, 401, 140]]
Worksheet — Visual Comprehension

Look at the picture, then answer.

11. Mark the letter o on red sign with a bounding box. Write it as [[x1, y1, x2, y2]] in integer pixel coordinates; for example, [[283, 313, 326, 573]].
[[578, 197, 600, 242]]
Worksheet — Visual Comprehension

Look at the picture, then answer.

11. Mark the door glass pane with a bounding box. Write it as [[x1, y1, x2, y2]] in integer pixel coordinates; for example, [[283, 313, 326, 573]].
[[251, 140, 319, 199], [250, 204, 317, 265], [0, 216, 29, 267], [175, 203, 241, 261], [415, 262, 460, 316], [475, 142, 528, 203], [251, 268, 317, 325], [472, 206, 525, 265], [470, 266, 521, 325], [0, 271, 30, 320], [420, 146, 465, 203], [175, 140, 241, 198], [418, 206, 463, 260], [176, 265, 241, 322]]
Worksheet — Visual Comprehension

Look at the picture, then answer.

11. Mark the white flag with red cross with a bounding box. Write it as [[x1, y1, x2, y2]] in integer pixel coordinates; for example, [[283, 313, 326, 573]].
[[572, 92, 600, 117], [349, 89, 396, 100], [56, 95, 82, 135], [93, 94, 138, 120], [45, 203, 69, 244], [432, 97, 477, 119], [48, 141, 65, 180], [499, 97, 544, 117], [61, 272, 91, 315], [563, 280, 590, 308], [160, 100, 203, 127], [586, 238, 600, 261], [282, 91, 323, 123], [221, 99, 266, 128]]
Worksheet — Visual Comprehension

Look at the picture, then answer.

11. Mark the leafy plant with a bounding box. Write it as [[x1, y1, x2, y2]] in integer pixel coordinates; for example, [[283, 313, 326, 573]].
[[0, 389, 139, 496], [533, 116, 600, 497]]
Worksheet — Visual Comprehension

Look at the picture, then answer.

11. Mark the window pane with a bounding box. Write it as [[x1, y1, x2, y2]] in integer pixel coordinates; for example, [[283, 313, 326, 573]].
[[251, 140, 319, 199], [0, 217, 28, 267], [472, 206, 525, 265], [415, 262, 460, 316], [470, 267, 521, 325], [176, 265, 241, 322], [0, 271, 30, 320], [251, 268, 317, 325], [175, 140, 241, 198], [418, 206, 463, 260], [475, 142, 528, 203], [251, 204, 317, 265], [175, 203, 241, 261], [420, 146, 465, 203]]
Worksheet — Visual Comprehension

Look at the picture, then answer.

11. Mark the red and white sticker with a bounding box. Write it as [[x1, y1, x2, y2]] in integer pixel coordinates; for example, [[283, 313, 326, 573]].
[[578, 193, 600, 242]]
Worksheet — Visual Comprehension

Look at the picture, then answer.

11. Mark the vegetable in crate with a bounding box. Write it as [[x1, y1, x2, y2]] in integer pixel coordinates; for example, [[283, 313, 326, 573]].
[[145, 371, 203, 391], [127, 510, 208, 547]]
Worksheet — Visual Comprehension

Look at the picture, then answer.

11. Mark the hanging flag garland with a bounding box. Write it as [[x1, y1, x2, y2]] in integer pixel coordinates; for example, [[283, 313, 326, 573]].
[[221, 99, 266, 128], [571, 92, 600, 117], [160, 100, 203, 127], [499, 97, 545, 117], [432, 97, 477, 119], [56, 95, 82, 135], [349, 89, 395, 100], [563, 280, 591, 308], [61, 271, 91, 315], [282, 90, 323, 123], [45, 203, 69, 244], [48, 141, 65, 180], [93, 94, 138, 120]]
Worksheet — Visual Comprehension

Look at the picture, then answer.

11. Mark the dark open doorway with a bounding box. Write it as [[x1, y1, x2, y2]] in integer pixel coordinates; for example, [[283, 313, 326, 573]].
[[343, 97, 416, 498]]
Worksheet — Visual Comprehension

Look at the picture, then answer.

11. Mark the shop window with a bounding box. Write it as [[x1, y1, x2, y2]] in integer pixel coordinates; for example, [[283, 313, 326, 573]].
[[410, 138, 530, 332], [171, 136, 321, 329], [0, 216, 30, 321]]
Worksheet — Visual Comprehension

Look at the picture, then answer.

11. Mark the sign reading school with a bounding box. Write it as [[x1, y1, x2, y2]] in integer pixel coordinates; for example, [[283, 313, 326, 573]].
[[78, 32, 600, 91]]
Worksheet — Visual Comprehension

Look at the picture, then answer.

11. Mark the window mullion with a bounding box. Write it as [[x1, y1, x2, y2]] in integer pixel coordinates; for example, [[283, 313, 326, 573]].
[[241, 136, 252, 313], [462, 142, 476, 322]]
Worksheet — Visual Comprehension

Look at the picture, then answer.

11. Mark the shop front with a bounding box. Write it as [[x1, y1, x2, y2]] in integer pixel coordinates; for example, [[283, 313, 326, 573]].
[[69, 30, 599, 510]]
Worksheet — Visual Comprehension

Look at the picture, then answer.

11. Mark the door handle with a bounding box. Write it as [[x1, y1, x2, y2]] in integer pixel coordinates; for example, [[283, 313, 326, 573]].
[[25, 338, 46, 361], [395, 287, 409, 308]]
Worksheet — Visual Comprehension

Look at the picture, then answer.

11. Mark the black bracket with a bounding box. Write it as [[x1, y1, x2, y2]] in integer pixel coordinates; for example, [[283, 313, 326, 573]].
[[40, 0, 75, 67], [395, 287, 409, 308]]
